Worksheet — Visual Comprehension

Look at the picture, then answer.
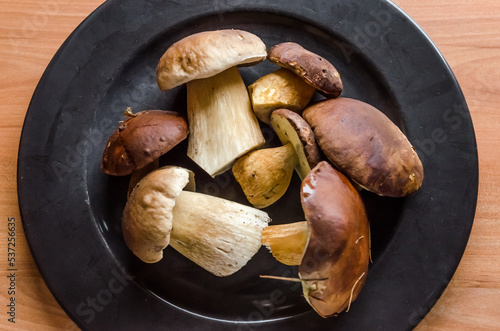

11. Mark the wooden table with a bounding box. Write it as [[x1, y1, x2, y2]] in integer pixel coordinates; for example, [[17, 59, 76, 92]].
[[1, 0, 498, 329]]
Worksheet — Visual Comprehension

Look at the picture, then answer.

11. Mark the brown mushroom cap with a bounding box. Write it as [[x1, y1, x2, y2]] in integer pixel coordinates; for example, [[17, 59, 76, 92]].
[[299, 161, 369, 318], [303, 98, 424, 197], [270, 108, 322, 180], [267, 42, 343, 98], [101, 110, 188, 176], [157, 29, 267, 91], [122, 166, 195, 263]]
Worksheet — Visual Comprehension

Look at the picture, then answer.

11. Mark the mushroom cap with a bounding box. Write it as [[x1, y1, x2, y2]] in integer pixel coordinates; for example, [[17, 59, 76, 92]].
[[299, 161, 369, 317], [302, 98, 424, 197], [270, 108, 322, 180], [122, 166, 195, 263], [157, 29, 267, 91], [101, 110, 188, 176], [267, 42, 343, 98]]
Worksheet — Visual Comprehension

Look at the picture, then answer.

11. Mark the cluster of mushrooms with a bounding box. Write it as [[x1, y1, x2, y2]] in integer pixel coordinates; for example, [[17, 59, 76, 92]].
[[101, 29, 424, 318]]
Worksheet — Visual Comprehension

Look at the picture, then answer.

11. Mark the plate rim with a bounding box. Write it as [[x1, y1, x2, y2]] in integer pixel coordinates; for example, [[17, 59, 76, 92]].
[[17, 0, 479, 330]]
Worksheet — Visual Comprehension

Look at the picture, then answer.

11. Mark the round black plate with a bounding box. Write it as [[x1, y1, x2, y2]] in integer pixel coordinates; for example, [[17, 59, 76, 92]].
[[18, 0, 478, 330]]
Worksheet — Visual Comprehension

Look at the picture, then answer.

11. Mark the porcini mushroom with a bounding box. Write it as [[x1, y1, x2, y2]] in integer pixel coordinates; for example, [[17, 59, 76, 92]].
[[267, 42, 343, 98], [156, 29, 267, 177], [302, 98, 424, 197], [232, 109, 322, 207], [232, 143, 299, 209], [261, 161, 370, 317], [123, 166, 270, 276], [123, 166, 195, 263], [248, 68, 316, 124], [170, 190, 270, 277], [260, 220, 309, 266], [127, 158, 160, 196], [270, 108, 322, 180], [101, 109, 188, 176]]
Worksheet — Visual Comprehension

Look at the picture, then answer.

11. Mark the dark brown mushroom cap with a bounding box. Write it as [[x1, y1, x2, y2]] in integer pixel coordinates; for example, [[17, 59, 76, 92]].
[[102, 110, 189, 176], [270, 108, 322, 179], [303, 98, 424, 197], [267, 42, 343, 98], [299, 161, 369, 317]]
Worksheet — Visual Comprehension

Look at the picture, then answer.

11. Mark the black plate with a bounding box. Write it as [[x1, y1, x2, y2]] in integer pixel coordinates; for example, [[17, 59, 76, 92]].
[[18, 0, 478, 330]]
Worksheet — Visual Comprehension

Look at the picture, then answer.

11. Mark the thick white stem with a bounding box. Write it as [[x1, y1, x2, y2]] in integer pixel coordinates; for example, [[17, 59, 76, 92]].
[[187, 66, 265, 177], [170, 191, 270, 277]]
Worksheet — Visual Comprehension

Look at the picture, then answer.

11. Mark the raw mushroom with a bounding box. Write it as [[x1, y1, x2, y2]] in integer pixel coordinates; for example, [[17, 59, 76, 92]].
[[156, 29, 267, 177], [261, 161, 370, 317], [267, 42, 343, 98], [232, 109, 322, 208], [303, 98, 424, 197], [260, 220, 309, 266], [123, 166, 195, 263], [123, 166, 271, 276], [156, 30, 267, 90], [300, 161, 369, 317], [127, 158, 160, 196], [232, 143, 298, 209], [170, 190, 270, 277], [248, 68, 316, 124], [270, 108, 322, 180], [101, 108, 188, 176]]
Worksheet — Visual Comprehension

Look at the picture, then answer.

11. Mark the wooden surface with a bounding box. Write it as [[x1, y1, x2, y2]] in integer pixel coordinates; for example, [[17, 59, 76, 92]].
[[0, 0, 499, 330]]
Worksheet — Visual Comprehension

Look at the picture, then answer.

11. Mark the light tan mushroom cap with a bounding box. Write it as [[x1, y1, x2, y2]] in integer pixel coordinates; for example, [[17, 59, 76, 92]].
[[122, 166, 194, 263], [157, 29, 267, 91]]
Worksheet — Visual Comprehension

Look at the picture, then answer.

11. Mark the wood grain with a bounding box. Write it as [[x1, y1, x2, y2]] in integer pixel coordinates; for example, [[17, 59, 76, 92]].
[[396, 1, 500, 330], [0, 2, 105, 329], [1, 0, 499, 330]]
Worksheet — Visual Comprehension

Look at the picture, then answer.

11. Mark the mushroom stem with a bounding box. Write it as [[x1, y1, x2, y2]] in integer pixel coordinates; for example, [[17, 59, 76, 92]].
[[232, 142, 299, 208], [260, 275, 328, 282], [259, 275, 303, 282], [123, 107, 138, 118], [187, 67, 265, 177], [261, 221, 309, 265], [170, 190, 270, 277], [248, 68, 316, 124], [270, 109, 322, 180]]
